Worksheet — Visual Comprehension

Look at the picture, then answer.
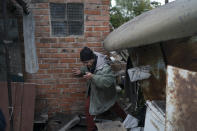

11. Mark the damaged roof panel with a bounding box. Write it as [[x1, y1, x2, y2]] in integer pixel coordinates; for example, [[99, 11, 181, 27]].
[[104, 0, 197, 51]]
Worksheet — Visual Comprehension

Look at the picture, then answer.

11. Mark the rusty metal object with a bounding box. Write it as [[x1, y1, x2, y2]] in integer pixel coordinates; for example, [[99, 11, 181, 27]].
[[163, 37, 197, 72], [166, 66, 197, 131], [128, 44, 166, 100]]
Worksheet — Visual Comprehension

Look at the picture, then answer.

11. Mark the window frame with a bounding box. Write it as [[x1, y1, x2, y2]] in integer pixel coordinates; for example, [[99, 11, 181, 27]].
[[50, 3, 84, 37]]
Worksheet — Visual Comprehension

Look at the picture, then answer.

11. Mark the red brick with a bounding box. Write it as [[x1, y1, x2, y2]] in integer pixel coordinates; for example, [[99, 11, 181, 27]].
[[35, 21, 50, 26], [40, 48, 58, 53], [36, 70, 47, 74], [70, 92, 85, 97], [44, 79, 57, 84], [40, 38, 57, 43], [103, 21, 109, 26], [93, 47, 106, 52], [48, 0, 65, 3], [39, 64, 51, 69], [87, 15, 109, 21], [35, 3, 49, 9], [60, 58, 76, 63], [26, 79, 43, 84], [51, 43, 66, 48], [86, 27, 93, 31], [85, 32, 101, 37], [102, 31, 110, 38], [35, 26, 50, 33], [85, 42, 102, 47], [85, 0, 101, 4], [65, 53, 79, 58], [102, 5, 109, 10], [76, 37, 85, 42], [63, 69, 73, 73], [38, 53, 51, 58], [68, 84, 85, 88], [35, 32, 50, 37], [86, 37, 101, 42], [85, 4, 101, 10], [47, 69, 64, 74], [51, 54, 67, 58], [34, 15, 49, 21], [53, 74, 68, 78], [36, 43, 51, 48], [33, 74, 51, 79], [60, 78, 79, 83], [59, 38, 75, 43], [66, 0, 83, 2], [55, 84, 69, 88], [85, 21, 103, 26], [68, 63, 83, 68], [102, 0, 110, 5], [37, 84, 52, 88], [52, 63, 67, 68], [85, 10, 101, 15], [94, 27, 109, 31], [33, 9, 49, 15], [42, 59, 59, 63], [102, 10, 109, 15], [47, 89, 60, 93], [63, 88, 78, 93]]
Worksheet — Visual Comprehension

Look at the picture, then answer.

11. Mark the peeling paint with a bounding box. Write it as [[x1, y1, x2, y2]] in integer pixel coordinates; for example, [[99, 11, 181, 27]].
[[166, 66, 197, 131]]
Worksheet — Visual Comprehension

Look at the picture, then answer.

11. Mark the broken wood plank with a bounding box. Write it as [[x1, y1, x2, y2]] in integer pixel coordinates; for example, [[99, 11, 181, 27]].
[[58, 115, 80, 131], [96, 121, 126, 131]]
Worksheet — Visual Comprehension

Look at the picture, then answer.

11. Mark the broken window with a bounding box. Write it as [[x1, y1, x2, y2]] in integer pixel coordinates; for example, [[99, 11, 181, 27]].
[[50, 3, 84, 37]]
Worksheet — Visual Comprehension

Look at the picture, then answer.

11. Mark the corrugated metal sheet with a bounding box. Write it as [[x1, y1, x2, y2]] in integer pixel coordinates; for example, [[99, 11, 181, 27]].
[[166, 66, 197, 131]]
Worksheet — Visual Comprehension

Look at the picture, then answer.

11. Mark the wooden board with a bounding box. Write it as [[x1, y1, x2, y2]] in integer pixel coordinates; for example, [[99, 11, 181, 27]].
[[0, 82, 35, 131]]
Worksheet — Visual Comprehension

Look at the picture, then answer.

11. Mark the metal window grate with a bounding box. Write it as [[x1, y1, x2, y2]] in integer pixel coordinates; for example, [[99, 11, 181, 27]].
[[50, 3, 66, 20], [67, 3, 83, 20], [50, 3, 84, 36], [51, 21, 67, 36], [68, 21, 83, 35]]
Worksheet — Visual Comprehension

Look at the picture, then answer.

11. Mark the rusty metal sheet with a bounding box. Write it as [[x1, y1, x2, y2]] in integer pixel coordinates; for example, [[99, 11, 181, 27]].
[[0, 82, 35, 131], [166, 66, 197, 131], [163, 37, 197, 72], [128, 43, 166, 100]]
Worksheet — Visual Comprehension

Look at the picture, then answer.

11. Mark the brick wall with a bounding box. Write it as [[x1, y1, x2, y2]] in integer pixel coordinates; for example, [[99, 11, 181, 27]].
[[26, 0, 110, 115]]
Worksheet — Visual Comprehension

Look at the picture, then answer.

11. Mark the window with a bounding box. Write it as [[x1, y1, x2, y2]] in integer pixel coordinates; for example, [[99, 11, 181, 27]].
[[50, 3, 84, 36]]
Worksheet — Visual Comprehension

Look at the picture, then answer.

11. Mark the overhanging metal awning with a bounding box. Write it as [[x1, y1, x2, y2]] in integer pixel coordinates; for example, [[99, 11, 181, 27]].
[[104, 0, 197, 51]]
